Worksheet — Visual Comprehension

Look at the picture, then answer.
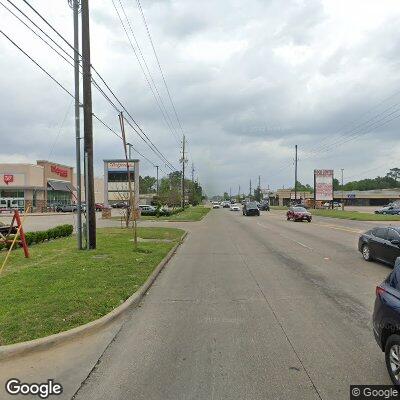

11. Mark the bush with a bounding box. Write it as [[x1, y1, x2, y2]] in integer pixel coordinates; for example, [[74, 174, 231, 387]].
[[0, 224, 73, 251]]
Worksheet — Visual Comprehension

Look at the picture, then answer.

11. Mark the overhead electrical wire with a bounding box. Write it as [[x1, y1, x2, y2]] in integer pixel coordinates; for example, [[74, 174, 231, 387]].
[[6, 0, 178, 172], [0, 27, 168, 173], [112, 0, 181, 145], [135, 0, 185, 136]]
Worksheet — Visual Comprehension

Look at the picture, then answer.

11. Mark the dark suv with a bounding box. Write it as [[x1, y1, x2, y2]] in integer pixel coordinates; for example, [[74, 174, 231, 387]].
[[373, 257, 400, 384], [243, 202, 260, 216]]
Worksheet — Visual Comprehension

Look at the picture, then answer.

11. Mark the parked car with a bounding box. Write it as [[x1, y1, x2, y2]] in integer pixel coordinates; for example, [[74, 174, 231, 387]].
[[286, 206, 312, 222], [373, 257, 400, 384], [359, 226, 400, 265], [243, 202, 260, 216], [212, 203, 221, 209], [375, 206, 400, 215], [221, 201, 231, 208], [95, 203, 104, 211], [259, 201, 270, 211], [139, 204, 157, 215], [230, 204, 240, 211], [56, 204, 77, 212], [111, 201, 128, 209]]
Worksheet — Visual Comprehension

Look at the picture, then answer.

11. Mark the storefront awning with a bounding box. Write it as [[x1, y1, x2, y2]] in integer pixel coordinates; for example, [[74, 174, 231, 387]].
[[47, 180, 75, 192]]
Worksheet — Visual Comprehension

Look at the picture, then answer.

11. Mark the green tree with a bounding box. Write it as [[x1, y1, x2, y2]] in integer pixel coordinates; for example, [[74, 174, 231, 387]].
[[139, 176, 157, 194]]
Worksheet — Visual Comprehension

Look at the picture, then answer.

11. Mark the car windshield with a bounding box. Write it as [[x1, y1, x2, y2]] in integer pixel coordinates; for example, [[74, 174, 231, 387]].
[[293, 207, 307, 212], [247, 202, 258, 208]]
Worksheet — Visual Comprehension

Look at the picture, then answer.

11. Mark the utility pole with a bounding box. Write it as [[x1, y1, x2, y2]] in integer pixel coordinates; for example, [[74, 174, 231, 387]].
[[341, 168, 344, 211], [69, 0, 82, 250], [81, 0, 96, 249], [126, 142, 133, 159], [119, 112, 137, 246], [180, 135, 187, 208], [294, 144, 298, 204], [249, 179, 252, 198], [258, 175, 261, 201], [156, 165, 159, 197], [229, 187, 232, 200], [238, 185, 241, 201], [191, 162, 195, 205]]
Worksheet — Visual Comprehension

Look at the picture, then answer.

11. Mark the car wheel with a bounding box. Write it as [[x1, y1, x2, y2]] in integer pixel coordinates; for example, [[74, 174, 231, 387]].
[[362, 244, 372, 261], [385, 335, 400, 385], [308, 218, 312, 223], [383, 212, 387, 215], [287, 216, 290, 220]]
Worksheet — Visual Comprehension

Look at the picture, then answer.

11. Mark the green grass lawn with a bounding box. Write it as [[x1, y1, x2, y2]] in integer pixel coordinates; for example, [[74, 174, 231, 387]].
[[271, 206, 400, 221], [310, 209, 400, 221], [0, 227, 184, 345]]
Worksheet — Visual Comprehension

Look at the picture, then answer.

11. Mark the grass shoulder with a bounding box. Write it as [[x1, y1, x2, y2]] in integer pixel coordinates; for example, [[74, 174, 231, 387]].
[[0, 227, 184, 345], [272, 206, 400, 221]]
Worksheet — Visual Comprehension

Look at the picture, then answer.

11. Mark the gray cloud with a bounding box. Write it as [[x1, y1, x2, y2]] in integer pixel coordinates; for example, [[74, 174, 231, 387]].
[[1, 0, 400, 195]]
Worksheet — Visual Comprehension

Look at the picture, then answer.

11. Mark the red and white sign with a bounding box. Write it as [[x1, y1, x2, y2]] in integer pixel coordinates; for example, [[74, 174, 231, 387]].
[[3, 174, 14, 185], [51, 165, 68, 178], [314, 169, 333, 201]]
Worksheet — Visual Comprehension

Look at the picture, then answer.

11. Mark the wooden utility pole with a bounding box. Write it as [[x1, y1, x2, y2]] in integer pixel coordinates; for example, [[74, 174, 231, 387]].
[[81, 0, 96, 249], [180, 135, 187, 208], [191, 162, 195, 205], [119, 112, 137, 247], [294, 145, 298, 204]]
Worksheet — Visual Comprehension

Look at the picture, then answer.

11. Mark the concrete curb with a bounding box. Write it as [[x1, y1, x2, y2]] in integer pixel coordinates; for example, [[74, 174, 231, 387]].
[[0, 231, 188, 361]]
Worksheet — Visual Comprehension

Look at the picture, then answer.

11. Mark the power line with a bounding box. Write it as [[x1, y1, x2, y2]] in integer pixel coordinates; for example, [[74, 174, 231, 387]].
[[135, 0, 185, 135], [0, 29, 75, 98], [5, 0, 177, 172], [112, 0, 180, 145]]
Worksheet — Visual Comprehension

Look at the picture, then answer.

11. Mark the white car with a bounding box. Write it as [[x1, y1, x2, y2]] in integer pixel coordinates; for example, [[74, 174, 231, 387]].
[[230, 204, 240, 211], [212, 203, 221, 209]]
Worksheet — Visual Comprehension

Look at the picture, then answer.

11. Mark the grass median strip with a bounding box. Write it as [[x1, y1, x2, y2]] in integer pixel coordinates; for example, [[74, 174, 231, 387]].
[[310, 209, 400, 221], [272, 206, 400, 221], [0, 227, 184, 345]]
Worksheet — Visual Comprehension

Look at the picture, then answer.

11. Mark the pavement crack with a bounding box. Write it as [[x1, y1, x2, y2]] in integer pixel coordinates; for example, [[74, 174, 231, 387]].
[[70, 322, 125, 400], [233, 241, 324, 400]]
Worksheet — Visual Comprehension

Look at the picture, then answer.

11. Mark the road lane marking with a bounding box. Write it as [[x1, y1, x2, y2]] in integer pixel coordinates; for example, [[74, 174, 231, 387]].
[[313, 223, 363, 234], [256, 222, 313, 250], [279, 233, 314, 250]]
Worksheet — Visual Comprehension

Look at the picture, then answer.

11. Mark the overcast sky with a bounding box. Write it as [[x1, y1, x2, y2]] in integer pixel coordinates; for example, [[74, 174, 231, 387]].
[[1, 0, 400, 195]]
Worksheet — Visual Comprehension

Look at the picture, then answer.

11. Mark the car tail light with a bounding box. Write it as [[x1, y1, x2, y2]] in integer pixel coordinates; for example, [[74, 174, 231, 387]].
[[376, 286, 386, 297]]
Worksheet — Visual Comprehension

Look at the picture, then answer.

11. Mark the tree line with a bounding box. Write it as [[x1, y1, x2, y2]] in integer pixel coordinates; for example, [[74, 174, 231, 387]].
[[139, 171, 205, 206]]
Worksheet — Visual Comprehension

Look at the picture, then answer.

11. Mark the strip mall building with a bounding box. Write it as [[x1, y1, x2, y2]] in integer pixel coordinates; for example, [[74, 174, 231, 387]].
[[0, 161, 74, 212]]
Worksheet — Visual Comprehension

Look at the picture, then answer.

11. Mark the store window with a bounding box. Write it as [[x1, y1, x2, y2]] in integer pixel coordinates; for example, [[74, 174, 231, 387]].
[[0, 189, 24, 198], [47, 190, 72, 205]]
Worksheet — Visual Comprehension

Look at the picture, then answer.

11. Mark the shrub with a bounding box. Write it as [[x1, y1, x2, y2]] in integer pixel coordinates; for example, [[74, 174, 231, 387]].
[[0, 224, 73, 251]]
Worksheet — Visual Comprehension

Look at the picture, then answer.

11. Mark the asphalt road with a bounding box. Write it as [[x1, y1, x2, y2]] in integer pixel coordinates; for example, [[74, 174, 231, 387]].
[[69, 209, 395, 400]]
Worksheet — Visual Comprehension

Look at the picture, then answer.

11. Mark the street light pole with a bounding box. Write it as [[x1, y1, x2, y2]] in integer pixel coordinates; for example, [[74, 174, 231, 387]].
[[156, 165, 159, 197], [126, 142, 133, 159], [69, 0, 82, 250]]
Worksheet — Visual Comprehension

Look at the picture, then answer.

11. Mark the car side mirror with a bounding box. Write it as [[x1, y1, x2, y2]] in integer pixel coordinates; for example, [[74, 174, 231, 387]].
[[391, 239, 400, 246]]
